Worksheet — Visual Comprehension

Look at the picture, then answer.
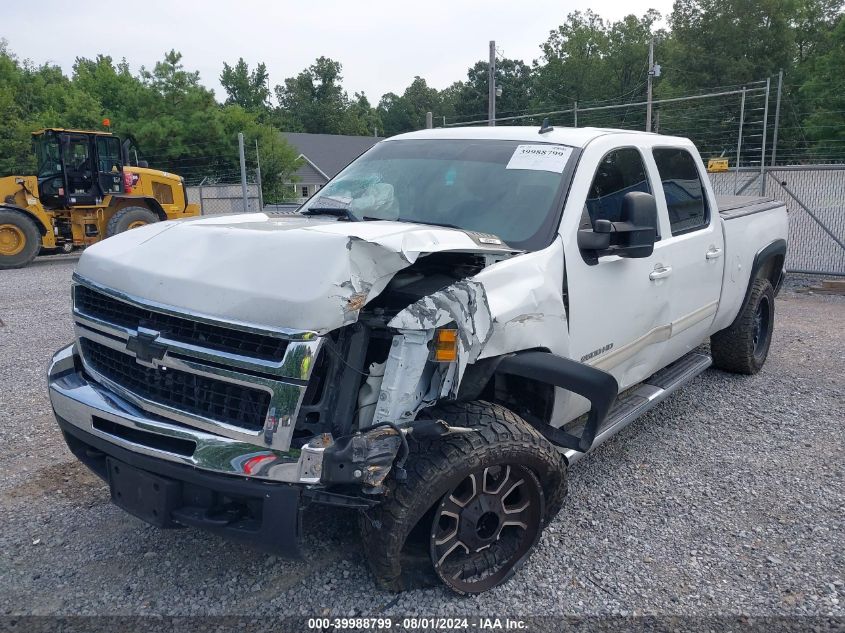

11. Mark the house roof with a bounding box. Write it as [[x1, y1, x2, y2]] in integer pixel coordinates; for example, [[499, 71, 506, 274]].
[[282, 132, 383, 180]]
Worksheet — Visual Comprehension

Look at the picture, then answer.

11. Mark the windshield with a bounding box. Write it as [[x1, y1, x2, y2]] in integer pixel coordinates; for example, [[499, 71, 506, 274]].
[[300, 139, 575, 250], [34, 135, 62, 179]]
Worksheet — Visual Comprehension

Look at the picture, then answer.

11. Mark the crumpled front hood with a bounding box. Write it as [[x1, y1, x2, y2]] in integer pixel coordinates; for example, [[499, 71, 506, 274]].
[[76, 213, 511, 333]]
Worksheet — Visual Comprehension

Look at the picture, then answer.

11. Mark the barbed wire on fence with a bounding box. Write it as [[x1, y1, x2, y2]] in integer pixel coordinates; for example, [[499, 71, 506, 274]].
[[438, 77, 845, 168]]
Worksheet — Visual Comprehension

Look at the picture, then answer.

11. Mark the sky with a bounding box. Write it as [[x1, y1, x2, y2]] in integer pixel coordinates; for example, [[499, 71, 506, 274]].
[[2, 0, 673, 103]]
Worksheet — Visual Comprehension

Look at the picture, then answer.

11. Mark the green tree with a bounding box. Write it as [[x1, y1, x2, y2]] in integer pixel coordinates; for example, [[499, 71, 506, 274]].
[[348, 92, 382, 136], [72, 55, 145, 122], [532, 10, 610, 110], [377, 77, 449, 136], [219, 106, 301, 202], [450, 58, 533, 122], [220, 58, 270, 111], [799, 14, 845, 156], [274, 56, 366, 134], [662, 0, 793, 90]]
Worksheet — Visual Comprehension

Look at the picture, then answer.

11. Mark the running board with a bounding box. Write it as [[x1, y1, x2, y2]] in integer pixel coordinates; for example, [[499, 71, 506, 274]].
[[564, 351, 712, 466]]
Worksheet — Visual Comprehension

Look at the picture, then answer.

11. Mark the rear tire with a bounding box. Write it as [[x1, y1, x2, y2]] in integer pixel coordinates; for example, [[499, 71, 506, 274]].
[[106, 207, 158, 237], [359, 401, 567, 594], [0, 209, 41, 269], [711, 277, 775, 374]]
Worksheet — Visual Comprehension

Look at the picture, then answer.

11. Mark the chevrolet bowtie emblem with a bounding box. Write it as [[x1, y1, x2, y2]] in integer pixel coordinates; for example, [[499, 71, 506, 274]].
[[126, 326, 167, 366]]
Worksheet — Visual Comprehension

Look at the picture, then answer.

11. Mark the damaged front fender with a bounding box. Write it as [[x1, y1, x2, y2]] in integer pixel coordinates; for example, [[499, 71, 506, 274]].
[[386, 279, 493, 398]]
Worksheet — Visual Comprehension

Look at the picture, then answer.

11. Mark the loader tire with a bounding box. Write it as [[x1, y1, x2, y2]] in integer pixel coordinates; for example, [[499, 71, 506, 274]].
[[0, 209, 41, 269], [711, 277, 775, 375], [106, 207, 158, 237], [359, 401, 567, 595]]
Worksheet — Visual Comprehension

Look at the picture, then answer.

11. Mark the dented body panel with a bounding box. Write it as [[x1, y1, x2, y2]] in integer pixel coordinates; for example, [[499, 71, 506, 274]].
[[76, 213, 513, 335]]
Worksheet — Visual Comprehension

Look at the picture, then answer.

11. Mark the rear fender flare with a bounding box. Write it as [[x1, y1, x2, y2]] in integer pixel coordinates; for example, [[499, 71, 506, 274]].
[[0, 204, 48, 236], [108, 196, 167, 221], [742, 238, 787, 307]]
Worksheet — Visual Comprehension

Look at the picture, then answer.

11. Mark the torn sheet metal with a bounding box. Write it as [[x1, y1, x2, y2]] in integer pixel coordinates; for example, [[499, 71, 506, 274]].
[[75, 214, 512, 335], [376, 238, 572, 425], [387, 279, 493, 395], [473, 235, 585, 428]]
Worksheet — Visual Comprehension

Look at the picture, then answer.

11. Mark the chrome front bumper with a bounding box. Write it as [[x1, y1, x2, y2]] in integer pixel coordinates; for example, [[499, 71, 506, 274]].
[[48, 344, 327, 484]]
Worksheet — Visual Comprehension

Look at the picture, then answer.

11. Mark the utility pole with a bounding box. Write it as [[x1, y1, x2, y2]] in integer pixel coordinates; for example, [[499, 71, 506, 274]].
[[771, 69, 783, 166], [488, 40, 496, 126], [646, 38, 654, 132], [254, 139, 263, 211], [238, 132, 249, 212], [573, 101, 578, 127], [645, 37, 660, 132]]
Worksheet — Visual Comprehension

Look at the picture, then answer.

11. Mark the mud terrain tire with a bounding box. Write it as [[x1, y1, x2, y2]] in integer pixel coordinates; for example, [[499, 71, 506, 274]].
[[359, 401, 567, 594], [711, 277, 775, 375]]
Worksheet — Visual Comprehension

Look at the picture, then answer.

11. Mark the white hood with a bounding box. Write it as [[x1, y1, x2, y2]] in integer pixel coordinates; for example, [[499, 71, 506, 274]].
[[76, 213, 510, 334]]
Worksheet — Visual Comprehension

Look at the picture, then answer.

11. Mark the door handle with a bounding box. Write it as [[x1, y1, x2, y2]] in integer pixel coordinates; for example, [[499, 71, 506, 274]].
[[649, 265, 673, 281], [706, 246, 723, 260]]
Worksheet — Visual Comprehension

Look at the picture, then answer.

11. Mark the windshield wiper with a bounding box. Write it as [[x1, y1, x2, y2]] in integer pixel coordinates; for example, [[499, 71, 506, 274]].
[[301, 207, 360, 222], [395, 218, 463, 230]]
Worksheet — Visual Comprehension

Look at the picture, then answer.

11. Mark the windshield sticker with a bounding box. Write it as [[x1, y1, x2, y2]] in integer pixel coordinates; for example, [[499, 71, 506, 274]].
[[506, 145, 573, 173]]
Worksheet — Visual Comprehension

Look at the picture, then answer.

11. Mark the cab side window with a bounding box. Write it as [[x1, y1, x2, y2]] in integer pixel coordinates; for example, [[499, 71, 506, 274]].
[[653, 148, 709, 235], [96, 137, 122, 173], [583, 148, 652, 229]]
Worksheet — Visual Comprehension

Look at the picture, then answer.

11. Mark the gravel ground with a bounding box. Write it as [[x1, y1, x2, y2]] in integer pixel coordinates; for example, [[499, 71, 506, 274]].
[[0, 256, 843, 618]]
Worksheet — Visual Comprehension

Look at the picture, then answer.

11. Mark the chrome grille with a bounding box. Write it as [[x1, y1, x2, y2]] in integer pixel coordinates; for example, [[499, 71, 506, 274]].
[[71, 275, 321, 452], [80, 338, 270, 432], [74, 284, 289, 362]]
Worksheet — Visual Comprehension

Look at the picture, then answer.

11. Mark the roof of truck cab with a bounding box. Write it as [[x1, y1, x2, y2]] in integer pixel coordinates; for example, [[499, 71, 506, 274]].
[[32, 128, 114, 136], [389, 126, 689, 148]]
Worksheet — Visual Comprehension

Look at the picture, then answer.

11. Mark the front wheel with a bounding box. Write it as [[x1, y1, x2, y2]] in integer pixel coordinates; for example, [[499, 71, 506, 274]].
[[429, 462, 544, 594], [0, 209, 41, 269], [711, 277, 775, 374], [359, 401, 567, 595]]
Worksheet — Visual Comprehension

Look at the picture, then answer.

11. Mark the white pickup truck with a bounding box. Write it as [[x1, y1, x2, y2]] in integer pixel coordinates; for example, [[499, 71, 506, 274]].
[[48, 126, 788, 594]]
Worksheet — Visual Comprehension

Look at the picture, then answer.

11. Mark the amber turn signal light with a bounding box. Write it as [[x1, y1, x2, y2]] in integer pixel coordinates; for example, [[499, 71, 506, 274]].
[[433, 329, 459, 362]]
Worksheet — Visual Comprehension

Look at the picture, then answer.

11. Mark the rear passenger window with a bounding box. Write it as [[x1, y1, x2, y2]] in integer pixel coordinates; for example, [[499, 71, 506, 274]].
[[653, 148, 708, 235], [583, 148, 652, 229]]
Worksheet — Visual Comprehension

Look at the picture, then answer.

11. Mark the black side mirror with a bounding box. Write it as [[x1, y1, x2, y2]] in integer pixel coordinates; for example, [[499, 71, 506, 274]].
[[615, 191, 658, 258], [577, 219, 611, 250], [577, 191, 659, 259]]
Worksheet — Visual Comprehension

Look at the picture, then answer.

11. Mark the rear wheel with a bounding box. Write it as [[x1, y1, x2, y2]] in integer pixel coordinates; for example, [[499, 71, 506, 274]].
[[359, 401, 567, 595], [711, 277, 775, 374], [106, 207, 158, 237], [0, 209, 41, 269]]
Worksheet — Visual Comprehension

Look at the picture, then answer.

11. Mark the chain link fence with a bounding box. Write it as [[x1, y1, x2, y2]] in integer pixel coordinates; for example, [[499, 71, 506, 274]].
[[709, 166, 845, 275], [185, 182, 261, 215]]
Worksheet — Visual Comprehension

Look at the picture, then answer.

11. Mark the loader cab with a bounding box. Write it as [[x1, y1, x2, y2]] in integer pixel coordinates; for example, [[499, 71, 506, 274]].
[[33, 129, 125, 208]]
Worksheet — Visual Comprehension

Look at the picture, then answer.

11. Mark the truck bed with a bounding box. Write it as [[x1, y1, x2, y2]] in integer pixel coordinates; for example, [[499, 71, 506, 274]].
[[717, 195, 783, 220]]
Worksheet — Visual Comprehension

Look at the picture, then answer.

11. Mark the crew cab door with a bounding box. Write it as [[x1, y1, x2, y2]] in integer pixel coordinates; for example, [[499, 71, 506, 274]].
[[562, 144, 672, 392], [648, 146, 724, 365]]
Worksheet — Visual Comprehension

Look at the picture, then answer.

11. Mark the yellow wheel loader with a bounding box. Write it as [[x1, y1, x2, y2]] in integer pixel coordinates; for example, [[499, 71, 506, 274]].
[[0, 128, 200, 269]]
